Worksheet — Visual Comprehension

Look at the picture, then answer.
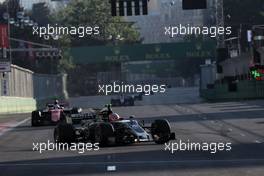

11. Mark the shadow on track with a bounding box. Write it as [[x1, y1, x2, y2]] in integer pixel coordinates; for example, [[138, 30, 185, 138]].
[[0, 143, 264, 176]]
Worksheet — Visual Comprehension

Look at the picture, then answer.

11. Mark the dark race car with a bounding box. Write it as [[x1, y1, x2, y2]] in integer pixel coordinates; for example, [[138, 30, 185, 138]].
[[31, 102, 84, 127], [54, 105, 175, 146], [131, 92, 144, 101], [110, 94, 134, 106]]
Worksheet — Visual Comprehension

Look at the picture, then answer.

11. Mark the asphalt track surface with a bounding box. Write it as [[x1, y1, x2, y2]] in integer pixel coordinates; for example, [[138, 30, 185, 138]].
[[0, 88, 264, 176]]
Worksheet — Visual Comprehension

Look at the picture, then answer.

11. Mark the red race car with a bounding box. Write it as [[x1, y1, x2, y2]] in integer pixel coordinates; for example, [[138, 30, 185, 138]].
[[31, 101, 83, 126]]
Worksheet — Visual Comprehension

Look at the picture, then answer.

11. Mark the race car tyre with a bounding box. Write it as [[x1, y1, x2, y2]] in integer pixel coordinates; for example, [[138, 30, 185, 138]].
[[31, 111, 41, 127], [151, 119, 171, 144], [54, 122, 76, 144], [93, 123, 115, 146]]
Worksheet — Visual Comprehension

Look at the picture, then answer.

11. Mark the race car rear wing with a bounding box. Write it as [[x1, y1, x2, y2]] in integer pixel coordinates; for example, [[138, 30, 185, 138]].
[[66, 112, 97, 124], [70, 112, 96, 120]]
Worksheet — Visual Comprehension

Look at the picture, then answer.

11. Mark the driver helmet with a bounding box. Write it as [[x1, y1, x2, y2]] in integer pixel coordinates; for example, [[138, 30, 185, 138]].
[[100, 104, 113, 115], [109, 113, 121, 122], [54, 99, 59, 105], [54, 99, 61, 109]]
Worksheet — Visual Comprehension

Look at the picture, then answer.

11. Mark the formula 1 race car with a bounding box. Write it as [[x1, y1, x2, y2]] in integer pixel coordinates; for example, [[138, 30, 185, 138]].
[[110, 94, 134, 106], [54, 105, 175, 146], [131, 92, 144, 101], [31, 101, 84, 127]]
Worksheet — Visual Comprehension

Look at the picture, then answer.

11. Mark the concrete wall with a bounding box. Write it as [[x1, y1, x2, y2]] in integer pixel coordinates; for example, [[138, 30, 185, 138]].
[[200, 80, 264, 101], [0, 65, 34, 97], [0, 97, 36, 114], [0, 65, 68, 114], [220, 53, 251, 77], [200, 64, 216, 89]]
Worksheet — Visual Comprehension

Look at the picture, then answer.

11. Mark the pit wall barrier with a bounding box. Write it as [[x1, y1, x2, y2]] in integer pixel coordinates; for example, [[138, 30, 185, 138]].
[[0, 65, 68, 114], [0, 97, 36, 115], [200, 80, 264, 101]]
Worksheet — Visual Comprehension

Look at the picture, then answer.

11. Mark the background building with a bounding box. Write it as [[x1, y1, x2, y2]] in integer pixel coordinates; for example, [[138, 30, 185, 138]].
[[126, 0, 216, 44]]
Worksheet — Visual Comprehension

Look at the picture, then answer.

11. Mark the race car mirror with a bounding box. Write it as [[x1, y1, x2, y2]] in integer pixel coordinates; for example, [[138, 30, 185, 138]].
[[66, 116, 73, 124]]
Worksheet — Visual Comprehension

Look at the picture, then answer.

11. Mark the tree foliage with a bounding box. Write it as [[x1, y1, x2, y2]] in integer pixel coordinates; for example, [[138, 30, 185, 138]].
[[49, 0, 140, 73], [31, 2, 51, 26], [51, 0, 140, 47]]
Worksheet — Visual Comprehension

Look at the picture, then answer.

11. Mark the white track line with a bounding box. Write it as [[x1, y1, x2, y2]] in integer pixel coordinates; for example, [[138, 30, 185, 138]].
[[0, 117, 30, 137], [0, 158, 264, 167], [107, 165, 116, 171]]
